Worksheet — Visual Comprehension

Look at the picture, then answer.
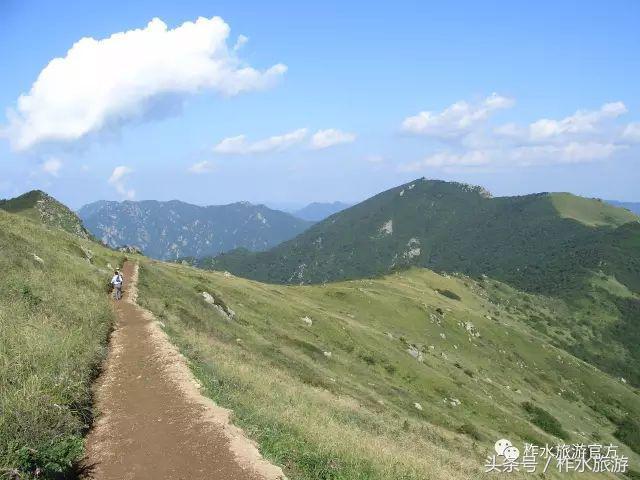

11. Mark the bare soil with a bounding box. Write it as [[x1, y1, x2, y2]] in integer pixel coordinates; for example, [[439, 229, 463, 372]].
[[82, 261, 284, 480]]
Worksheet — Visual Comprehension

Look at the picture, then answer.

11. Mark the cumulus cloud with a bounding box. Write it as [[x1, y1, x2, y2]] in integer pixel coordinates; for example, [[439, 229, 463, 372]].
[[41, 157, 62, 176], [527, 102, 627, 141], [188, 160, 215, 174], [5, 16, 287, 151], [108, 166, 135, 199], [401, 93, 514, 138], [214, 128, 308, 154], [401, 99, 635, 171], [310, 129, 356, 149]]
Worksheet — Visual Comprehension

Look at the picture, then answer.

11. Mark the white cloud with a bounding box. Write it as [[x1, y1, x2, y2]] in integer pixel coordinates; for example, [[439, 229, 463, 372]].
[[108, 166, 135, 199], [213, 127, 357, 154], [402, 99, 635, 172], [310, 129, 356, 149], [510, 142, 624, 165], [528, 102, 627, 141], [6, 16, 286, 150], [213, 128, 308, 154], [188, 160, 215, 174], [42, 157, 62, 176], [401, 150, 490, 171], [623, 122, 640, 142], [233, 34, 249, 51], [401, 93, 514, 138]]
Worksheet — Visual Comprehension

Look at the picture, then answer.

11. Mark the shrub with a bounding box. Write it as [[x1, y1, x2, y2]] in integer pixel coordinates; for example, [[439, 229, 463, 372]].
[[457, 423, 483, 441], [359, 352, 377, 365], [521, 401, 570, 440], [613, 416, 640, 455], [436, 289, 461, 301]]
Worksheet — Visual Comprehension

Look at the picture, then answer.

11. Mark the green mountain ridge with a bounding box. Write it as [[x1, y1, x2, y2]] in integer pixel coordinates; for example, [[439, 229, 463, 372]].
[[200, 178, 640, 386], [202, 179, 638, 290], [0, 190, 91, 239]]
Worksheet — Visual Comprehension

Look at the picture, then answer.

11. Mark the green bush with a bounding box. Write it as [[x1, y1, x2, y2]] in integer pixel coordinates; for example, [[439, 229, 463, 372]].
[[456, 423, 483, 441], [521, 402, 570, 440], [614, 416, 640, 455], [436, 289, 461, 301]]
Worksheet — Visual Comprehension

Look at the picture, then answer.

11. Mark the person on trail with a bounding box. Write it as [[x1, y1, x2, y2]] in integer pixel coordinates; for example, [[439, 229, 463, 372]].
[[110, 270, 124, 300]]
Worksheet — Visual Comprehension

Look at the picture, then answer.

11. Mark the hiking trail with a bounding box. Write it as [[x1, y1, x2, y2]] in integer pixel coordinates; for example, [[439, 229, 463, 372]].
[[83, 261, 285, 480]]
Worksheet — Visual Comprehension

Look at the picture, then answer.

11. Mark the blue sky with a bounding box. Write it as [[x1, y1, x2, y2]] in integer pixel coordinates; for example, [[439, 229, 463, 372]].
[[1, 0, 639, 209]]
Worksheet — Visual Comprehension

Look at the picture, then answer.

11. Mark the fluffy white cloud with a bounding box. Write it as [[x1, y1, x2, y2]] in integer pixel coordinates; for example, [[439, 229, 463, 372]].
[[623, 122, 640, 142], [188, 160, 215, 174], [401, 93, 514, 138], [108, 166, 135, 199], [528, 102, 627, 141], [6, 17, 287, 150], [402, 99, 635, 171], [310, 129, 356, 149], [41, 157, 62, 176], [214, 128, 308, 154]]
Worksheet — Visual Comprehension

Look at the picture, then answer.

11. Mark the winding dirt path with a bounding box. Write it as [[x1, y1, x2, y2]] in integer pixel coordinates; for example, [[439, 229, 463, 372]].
[[83, 262, 284, 480]]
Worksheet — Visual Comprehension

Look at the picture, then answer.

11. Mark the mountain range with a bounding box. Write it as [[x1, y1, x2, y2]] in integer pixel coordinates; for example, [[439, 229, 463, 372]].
[[2, 186, 639, 479], [78, 199, 312, 260]]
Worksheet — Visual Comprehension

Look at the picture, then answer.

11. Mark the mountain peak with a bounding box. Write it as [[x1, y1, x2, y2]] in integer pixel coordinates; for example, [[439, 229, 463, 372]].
[[409, 178, 493, 198], [0, 190, 91, 239]]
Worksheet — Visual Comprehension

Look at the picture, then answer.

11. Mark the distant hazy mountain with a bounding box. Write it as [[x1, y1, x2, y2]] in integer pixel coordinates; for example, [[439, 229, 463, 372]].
[[293, 201, 352, 222], [607, 200, 640, 215], [0, 190, 91, 239], [78, 199, 312, 260]]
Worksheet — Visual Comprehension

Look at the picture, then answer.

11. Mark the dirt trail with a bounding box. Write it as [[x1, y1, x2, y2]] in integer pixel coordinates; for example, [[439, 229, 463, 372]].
[[83, 262, 284, 480]]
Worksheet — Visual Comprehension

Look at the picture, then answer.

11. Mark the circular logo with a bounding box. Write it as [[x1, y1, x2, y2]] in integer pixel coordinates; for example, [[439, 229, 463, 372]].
[[504, 446, 520, 461], [494, 439, 512, 456]]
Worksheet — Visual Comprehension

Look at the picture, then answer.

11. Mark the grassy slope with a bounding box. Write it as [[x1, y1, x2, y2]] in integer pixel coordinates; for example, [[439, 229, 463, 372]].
[[0, 210, 125, 478], [204, 179, 640, 388], [0, 190, 91, 240], [549, 193, 638, 227], [138, 259, 640, 480]]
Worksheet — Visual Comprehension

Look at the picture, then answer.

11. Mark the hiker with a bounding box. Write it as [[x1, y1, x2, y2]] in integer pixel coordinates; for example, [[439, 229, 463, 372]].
[[111, 270, 124, 300]]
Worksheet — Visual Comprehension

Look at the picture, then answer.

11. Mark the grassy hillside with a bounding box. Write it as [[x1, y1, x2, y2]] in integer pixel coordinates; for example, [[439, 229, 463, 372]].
[[0, 190, 91, 239], [2, 189, 639, 479], [137, 259, 640, 480], [204, 179, 640, 387], [0, 209, 125, 478]]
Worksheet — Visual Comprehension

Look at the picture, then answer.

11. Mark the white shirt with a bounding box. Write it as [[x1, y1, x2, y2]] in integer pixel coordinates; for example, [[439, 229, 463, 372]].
[[111, 274, 123, 286]]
